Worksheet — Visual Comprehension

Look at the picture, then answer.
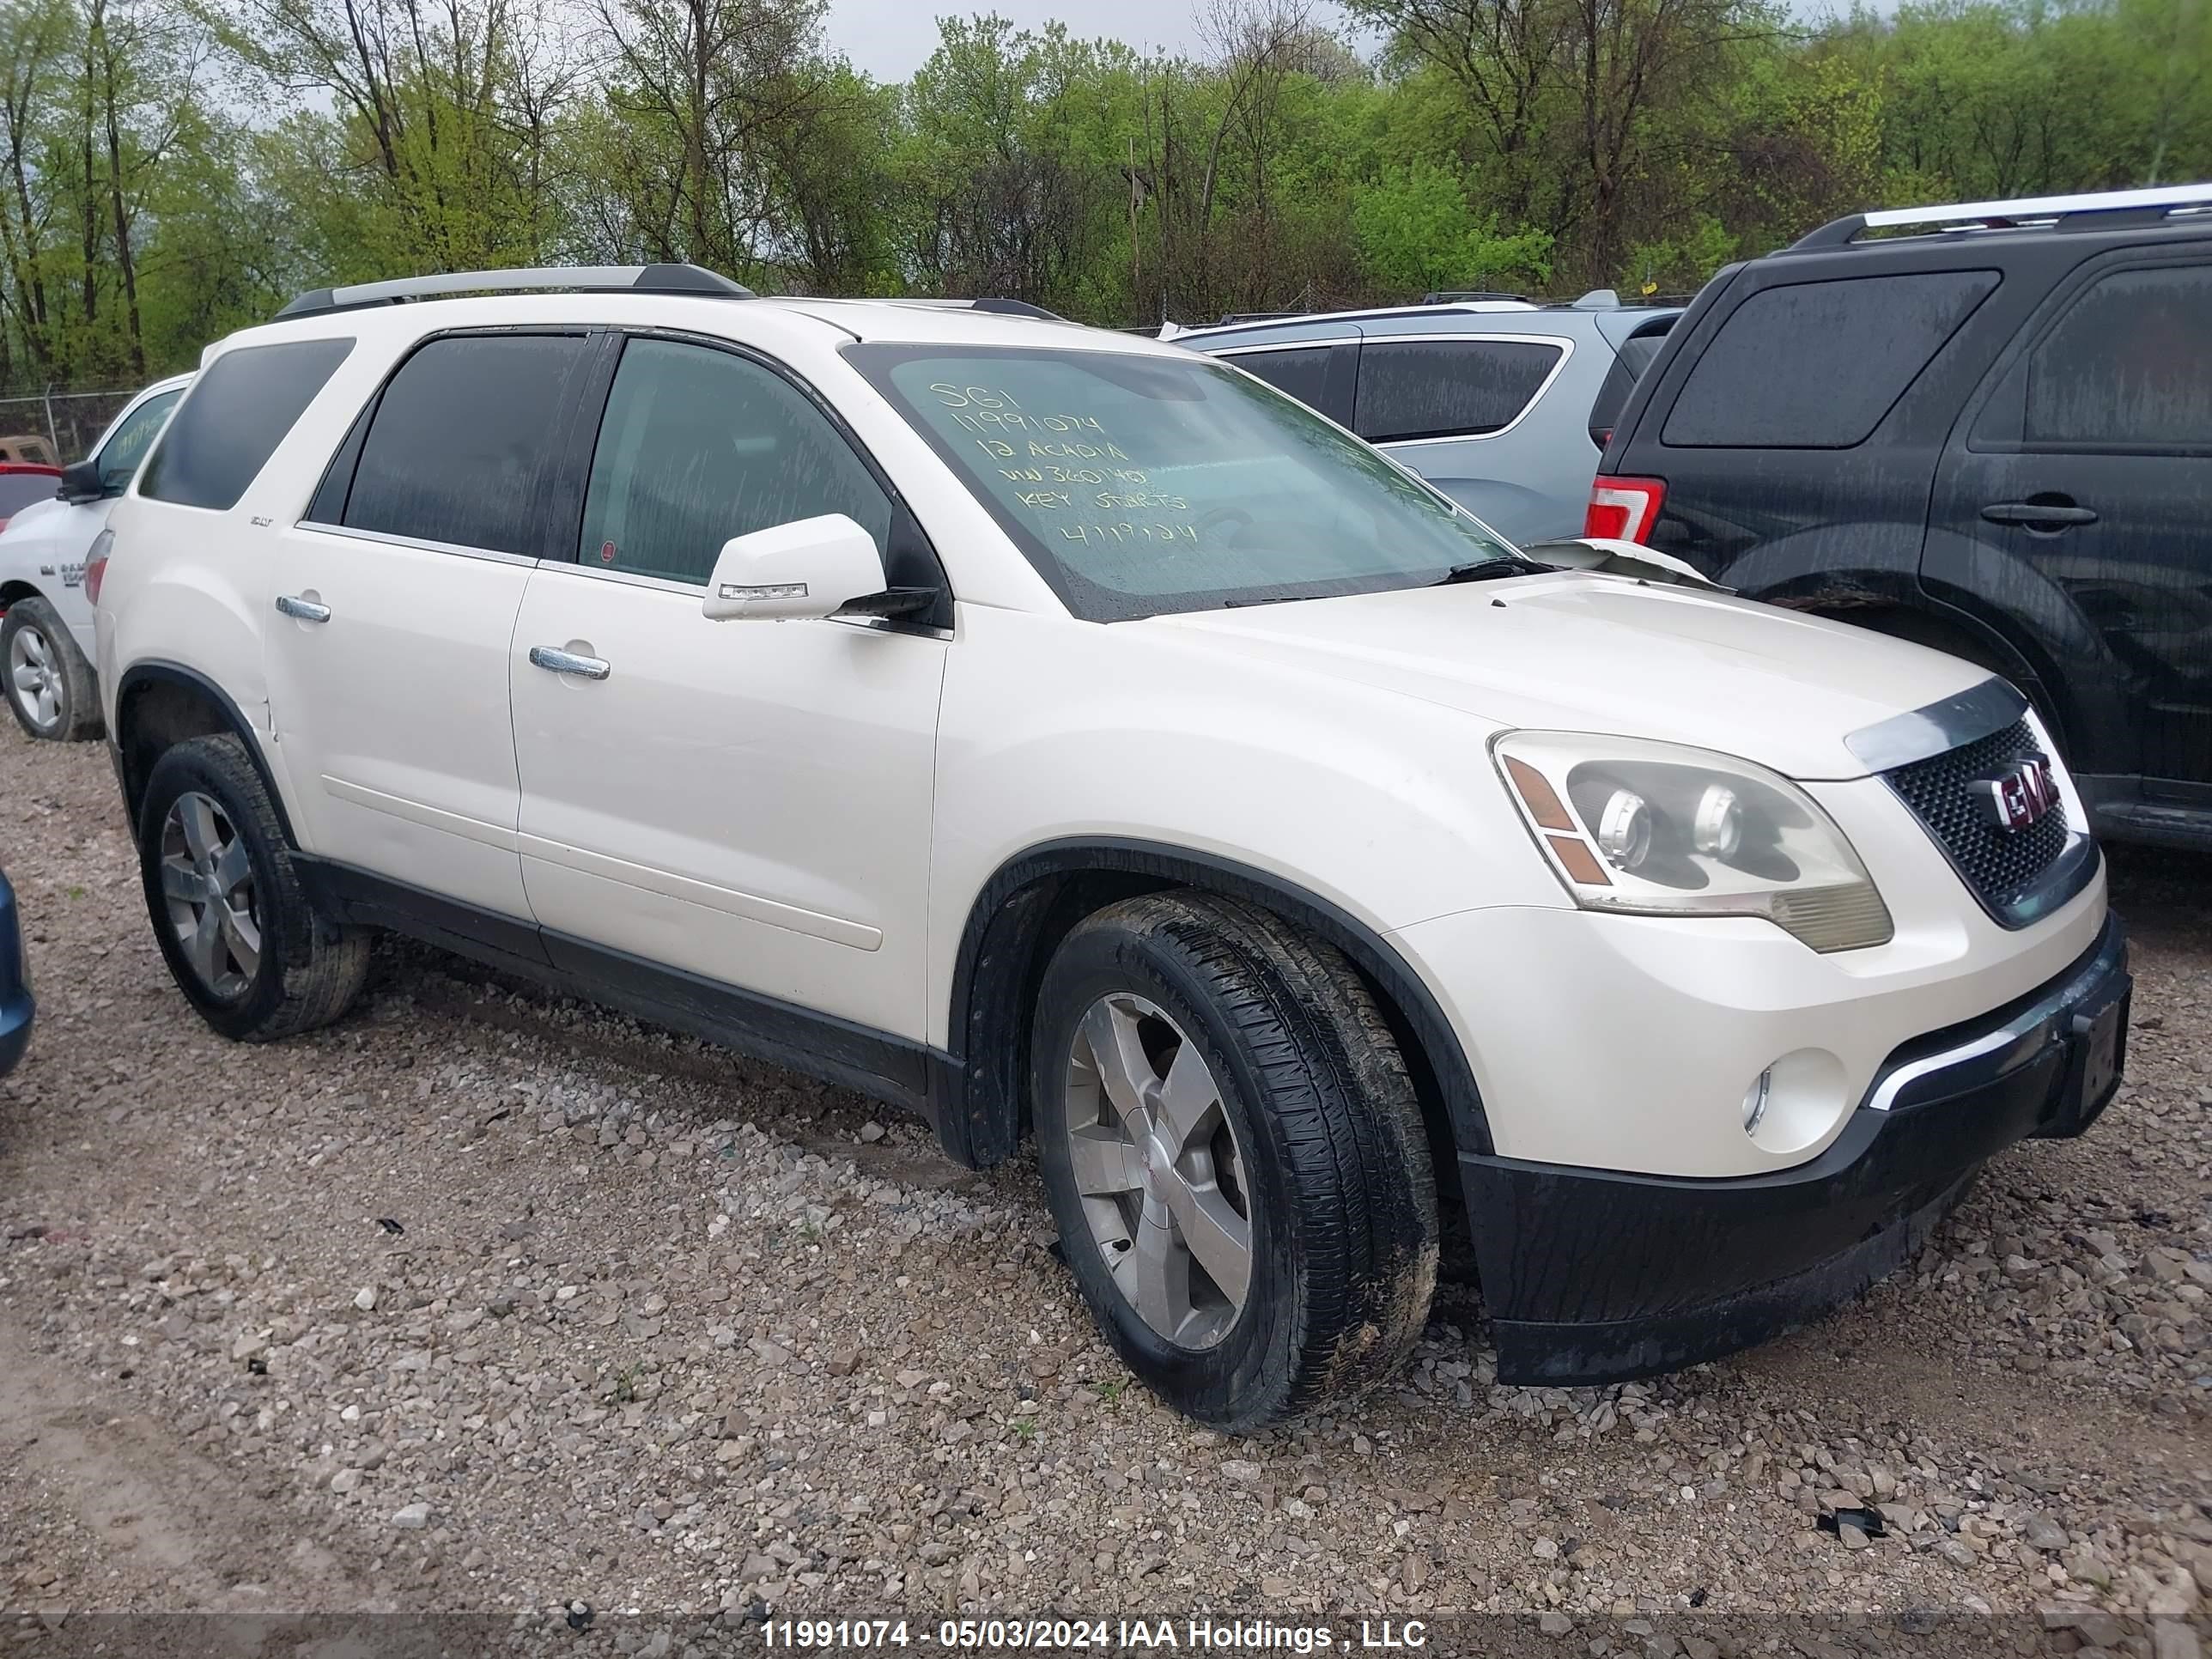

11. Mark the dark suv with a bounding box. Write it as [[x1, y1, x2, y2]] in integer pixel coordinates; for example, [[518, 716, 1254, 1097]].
[[1592, 185, 2212, 852]]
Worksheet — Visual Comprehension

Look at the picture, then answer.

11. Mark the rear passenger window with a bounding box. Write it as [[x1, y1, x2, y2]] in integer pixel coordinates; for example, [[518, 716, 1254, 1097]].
[[579, 337, 891, 586], [1353, 338, 1561, 443], [1231, 346, 1334, 413], [140, 338, 353, 510], [1662, 270, 1996, 449], [2026, 264, 2212, 450], [341, 333, 592, 556]]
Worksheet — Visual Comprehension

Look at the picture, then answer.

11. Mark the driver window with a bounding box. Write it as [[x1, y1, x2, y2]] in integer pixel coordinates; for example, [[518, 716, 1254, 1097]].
[[97, 387, 184, 491], [580, 338, 892, 586]]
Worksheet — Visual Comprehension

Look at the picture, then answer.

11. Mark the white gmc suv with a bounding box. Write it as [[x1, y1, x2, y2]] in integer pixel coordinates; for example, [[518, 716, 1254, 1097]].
[[94, 265, 2129, 1428]]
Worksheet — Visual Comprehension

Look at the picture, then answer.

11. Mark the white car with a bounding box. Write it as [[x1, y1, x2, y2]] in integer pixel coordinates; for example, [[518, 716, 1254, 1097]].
[[94, 268, 2128, 1427], [1, 374, 189, 738]]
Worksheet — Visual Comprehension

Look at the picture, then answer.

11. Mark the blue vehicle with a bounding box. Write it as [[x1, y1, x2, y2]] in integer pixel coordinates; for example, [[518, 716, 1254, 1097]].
[[1172, 293, 1682, 545], [0, 870, 31, 1076]]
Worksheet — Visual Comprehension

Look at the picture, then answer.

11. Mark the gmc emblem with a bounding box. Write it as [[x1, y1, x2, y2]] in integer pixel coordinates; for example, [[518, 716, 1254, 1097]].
[[1976, 755, 2058, 832]]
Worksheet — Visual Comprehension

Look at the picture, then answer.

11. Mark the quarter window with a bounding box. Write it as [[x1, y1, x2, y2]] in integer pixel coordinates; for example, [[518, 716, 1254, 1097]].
[[1662, 270, 1996, 449], [2026, 264, 2212, 450], [578, 337, 891, 586], [1228, 346, 1334, 414], [1352, 338, 1562, 443], [1587, 322, 1673, 447], [141, 337, 353, 511], [341, 332, 592, 556]]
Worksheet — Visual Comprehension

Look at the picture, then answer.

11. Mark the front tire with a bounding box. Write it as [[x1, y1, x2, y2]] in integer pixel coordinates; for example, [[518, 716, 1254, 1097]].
[[137, 734, 369, 1042], [1030, 893, 1437, 1429], [3, 596, 99, 740]]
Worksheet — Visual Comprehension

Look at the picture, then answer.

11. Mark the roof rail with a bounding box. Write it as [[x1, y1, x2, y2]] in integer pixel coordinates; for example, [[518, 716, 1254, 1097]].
[[1790, 182, 2212, 251], [1422, 289, 1530, 304], [274, 263, 752, 319], [806, 295, 1068, 321], [964, 296, 1062, 320]]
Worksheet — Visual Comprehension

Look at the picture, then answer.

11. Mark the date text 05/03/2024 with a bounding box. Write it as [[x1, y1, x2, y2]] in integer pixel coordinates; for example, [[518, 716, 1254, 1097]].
[[759, 1620, 1431, 1650]]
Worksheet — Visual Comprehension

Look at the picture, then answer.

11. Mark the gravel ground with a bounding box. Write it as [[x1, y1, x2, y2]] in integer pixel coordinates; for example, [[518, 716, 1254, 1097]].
[[1, 727, 2208, 1644]]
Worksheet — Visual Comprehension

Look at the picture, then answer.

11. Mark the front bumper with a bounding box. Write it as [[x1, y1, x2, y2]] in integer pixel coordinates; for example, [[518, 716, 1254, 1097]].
[[1462, 913, 2130, 1385]]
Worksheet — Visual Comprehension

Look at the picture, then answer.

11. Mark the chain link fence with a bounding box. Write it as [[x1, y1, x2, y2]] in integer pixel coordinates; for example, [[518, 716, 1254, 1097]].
[[0, 386, 140, 465]]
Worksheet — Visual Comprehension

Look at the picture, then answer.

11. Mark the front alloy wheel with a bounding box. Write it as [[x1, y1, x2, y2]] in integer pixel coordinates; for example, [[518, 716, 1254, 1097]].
[[7, 620, 62, 732], [158, 790, 262, 1000], [1062, 993, 1253, 1350], [1031, 893, 1438, 1429]]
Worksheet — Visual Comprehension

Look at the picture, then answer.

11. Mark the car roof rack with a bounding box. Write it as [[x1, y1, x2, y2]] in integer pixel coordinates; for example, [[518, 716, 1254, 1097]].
[[1422, 289, 1530, 304], [1178, 299, 1547, 338], [794, 295, 1068, 321], [1789, 183, 2212, 251], [274, 263, 753, 319]]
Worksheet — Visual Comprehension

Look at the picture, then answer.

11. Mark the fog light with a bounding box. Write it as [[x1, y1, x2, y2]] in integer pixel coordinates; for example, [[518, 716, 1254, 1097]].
[[1741, 1067, 1772, 1134], [1741, 1049, 1850, 1155]]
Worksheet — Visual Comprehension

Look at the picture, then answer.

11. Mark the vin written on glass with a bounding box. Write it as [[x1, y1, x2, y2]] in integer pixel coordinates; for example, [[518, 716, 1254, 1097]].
[[929, 382, 1199, 545], [854, 343, 1522, 620]]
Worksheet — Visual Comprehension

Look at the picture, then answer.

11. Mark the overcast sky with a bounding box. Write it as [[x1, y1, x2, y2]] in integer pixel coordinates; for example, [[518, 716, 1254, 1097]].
[[825, 0, 1363, 82]]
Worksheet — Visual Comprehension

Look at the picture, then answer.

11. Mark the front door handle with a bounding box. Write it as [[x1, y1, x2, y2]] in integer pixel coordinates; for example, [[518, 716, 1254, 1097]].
[[528, 645, 611, 681], [1981, 500, 2099, 531], [275, 593, 331, 623]]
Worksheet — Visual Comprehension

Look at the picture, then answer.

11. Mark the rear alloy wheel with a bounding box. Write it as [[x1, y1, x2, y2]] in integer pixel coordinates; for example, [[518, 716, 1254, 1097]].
[[2, 597, 99, 741], [137, 734, 370, 1042], [157, 791, 263, 1002], [1032, 892, 1437, 1429]]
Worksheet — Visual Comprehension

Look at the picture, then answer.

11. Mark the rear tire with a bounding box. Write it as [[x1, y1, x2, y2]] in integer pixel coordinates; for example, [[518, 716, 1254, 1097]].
[[3, 596, 99, 741], [137, 734, 369, 1042], [1030, 893, 1437, 1429]]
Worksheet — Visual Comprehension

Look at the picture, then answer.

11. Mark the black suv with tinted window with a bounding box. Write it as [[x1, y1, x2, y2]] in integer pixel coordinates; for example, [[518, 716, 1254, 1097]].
[[1591, 185, 2212, 852]]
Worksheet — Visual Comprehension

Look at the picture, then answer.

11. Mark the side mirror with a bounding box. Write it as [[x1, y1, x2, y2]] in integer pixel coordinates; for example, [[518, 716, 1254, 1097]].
[[58, 459, 107, 505], [702, 514, 886, 623]]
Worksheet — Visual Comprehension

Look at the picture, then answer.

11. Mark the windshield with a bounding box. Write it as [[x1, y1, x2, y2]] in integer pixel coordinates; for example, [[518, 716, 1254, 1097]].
[[845, 343, 1525, 621]]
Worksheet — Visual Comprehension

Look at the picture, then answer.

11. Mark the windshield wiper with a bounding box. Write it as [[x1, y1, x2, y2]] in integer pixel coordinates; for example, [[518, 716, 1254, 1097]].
[[1428, 557, 1539, 586]]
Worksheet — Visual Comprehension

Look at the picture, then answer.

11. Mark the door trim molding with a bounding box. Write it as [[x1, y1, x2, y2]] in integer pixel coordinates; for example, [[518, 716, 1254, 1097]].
[[322, 774, 521, 851], [517, 834, 883, 951]]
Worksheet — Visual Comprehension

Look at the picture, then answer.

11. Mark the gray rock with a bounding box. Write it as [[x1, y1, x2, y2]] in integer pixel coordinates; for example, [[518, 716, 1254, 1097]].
[[390, 1503, 429, 1529]]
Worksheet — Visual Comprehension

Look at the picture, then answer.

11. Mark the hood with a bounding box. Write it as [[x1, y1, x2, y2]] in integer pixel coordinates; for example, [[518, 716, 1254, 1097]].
[[0, 495, 60, 538], [1145, 571, 1988, 780]]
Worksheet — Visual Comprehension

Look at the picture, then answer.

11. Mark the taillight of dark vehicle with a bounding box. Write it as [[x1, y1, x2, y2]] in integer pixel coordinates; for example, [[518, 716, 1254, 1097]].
[[1585, 476, 1666, 544]]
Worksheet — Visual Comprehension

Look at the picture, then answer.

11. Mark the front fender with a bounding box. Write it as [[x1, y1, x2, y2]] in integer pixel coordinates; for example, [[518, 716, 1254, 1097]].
[[927, 609, 1563, 1039], [926, 605, 1567, 1163]]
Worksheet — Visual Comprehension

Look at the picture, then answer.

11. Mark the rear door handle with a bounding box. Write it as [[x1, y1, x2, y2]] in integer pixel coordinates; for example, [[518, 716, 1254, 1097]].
[[528, 645, 610, 681], [1980, 501, 2099, 530], [275, 594, 331, 623]]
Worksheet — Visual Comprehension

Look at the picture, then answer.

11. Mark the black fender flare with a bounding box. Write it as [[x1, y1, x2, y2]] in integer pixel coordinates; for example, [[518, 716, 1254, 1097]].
[[111, 660, 296, 844], [939, 836, 1492, 1170]]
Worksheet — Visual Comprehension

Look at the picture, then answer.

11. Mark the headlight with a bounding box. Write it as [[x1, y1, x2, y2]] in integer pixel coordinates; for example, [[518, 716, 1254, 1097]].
[[1492, 732, 1893, 952]]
